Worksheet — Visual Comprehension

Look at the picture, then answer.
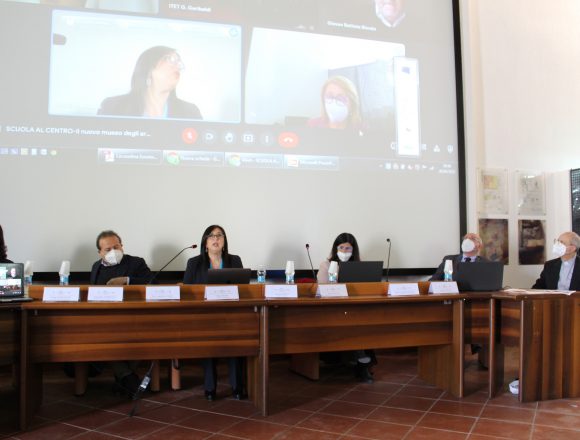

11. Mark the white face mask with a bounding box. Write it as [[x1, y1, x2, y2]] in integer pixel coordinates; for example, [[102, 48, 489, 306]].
[[104, 249, 123, 266], [325, 99, 349, 124], [337, 251, 352, 262], [552, 242, 567, 258], [461, 239, 476, 253]]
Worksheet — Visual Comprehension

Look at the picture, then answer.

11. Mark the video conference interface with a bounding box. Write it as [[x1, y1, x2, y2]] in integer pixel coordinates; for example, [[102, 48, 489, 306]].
[[0, 0, 458, 173]]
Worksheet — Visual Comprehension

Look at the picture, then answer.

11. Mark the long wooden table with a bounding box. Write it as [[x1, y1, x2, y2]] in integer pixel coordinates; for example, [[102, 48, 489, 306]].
[[262, 282, 465, 413], [20, 285, 265, 430]]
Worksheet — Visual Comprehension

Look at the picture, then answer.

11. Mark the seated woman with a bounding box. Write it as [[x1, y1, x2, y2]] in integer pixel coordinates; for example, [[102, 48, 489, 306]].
[[318, 232, 376, 383], [182, 225, 245, 401]]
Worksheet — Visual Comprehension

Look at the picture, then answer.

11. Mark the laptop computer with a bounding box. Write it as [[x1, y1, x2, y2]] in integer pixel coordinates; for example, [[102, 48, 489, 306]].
[[454, 261, 504, 291], [207, 268, 251, 285], [0, 263, 33, 302], [338, 261, 384, 283]]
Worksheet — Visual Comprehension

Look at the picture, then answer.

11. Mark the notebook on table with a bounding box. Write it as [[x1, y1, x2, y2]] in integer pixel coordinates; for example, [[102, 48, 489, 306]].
[[0, 263, 33, 302]]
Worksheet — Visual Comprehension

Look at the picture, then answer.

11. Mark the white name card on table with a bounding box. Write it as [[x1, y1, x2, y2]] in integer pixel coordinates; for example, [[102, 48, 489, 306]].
[[388, 283, 420, 296], [88, 286, 124, 302], [204, 285, 239, 300], [265, 284, 298, 299], [43, 287, 80, 302], [316, 284, 349, 298], [428, 281, 459, 294], [146, 285, 180, 301]]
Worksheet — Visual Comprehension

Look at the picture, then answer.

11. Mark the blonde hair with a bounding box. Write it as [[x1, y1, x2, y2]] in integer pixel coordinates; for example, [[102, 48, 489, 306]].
[[320, 76, 362, 128]]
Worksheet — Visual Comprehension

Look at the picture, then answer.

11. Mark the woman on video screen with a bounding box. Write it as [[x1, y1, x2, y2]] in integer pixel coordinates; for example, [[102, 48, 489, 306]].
[[98, 46, 202, 120], [308, 76, 362, 130]]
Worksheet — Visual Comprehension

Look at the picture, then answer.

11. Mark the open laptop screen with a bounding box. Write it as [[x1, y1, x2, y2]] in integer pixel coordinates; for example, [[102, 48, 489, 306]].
[[207, 268, 251, 285], [338, 261, 383, 283], [0, 263, 24, 298], [455, 261, 504, 291]]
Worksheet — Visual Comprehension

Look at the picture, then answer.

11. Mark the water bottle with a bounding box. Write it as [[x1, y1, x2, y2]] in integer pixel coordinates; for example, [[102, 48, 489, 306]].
[[24, 275, 32, 294], [257, 265, 266, 284], [285, 260, 295, 284], [443, 259, 453, 282], [59, 260, 70, 286], [328, 261, 338, 283]]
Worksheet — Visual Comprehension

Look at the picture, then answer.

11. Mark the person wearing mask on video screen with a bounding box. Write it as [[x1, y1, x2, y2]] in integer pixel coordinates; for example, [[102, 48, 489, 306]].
[[532, 231, 580, 290], [0, 225, 13, 264], [430, 233, 489, 281], [317, 232, 377, 383], [182, 224, 246, 401], [308, 76, 363, 131], [98, 46, 202, 120]]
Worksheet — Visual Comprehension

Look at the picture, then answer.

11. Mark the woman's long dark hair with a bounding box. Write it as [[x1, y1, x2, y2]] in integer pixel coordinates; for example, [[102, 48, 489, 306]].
[[328, 232, 360, 263], [199, 224, 231, 268], [130, 46, 178, 101], [0, 225, 7, 261]]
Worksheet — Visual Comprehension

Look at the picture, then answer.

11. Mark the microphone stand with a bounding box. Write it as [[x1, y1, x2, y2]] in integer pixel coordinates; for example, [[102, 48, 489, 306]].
[[306, 244, 317, 281], [385, 238, 391, 282], [128, 244, 196, 417]]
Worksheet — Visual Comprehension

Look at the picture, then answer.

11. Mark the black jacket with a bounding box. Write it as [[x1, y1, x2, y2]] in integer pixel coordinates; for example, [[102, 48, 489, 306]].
[[90, 254, 152, 285], [532, 256, 580, 290], [183, 254, 243, 284]]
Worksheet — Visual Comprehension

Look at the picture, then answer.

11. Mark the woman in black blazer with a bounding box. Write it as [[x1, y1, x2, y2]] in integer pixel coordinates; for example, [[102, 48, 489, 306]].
[[182, 225, 245, 401]]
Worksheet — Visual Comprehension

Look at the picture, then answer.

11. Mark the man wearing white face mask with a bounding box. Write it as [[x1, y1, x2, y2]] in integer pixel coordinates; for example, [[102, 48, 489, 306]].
[[85, 230, 152, 397], [532, 232, 580, 290], [430, 233, 488, 281], [90, 230, 152, 285]]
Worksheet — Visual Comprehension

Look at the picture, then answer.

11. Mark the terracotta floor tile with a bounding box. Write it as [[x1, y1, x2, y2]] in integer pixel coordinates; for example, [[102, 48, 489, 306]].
[[356, 382, 404, 395], [139, 425, 211, 440], [339, 389, 390, 405], [177, 412, 242, 433], [440, 391, 489, 404], [250, 408, 312, 426], [297, 413, 359, 434], [136, 404, 198, 424], [534, 411, 580, 430], [96, 417, 167, 439], [396, 385, 445, 400], [486, 392, 538, 409], [471, 418, 532, 440], [405, 426, 468, 440], [221, 419, 288, 440], [61, 409, 126, 430], [417, 413, 476, 433], [346, 419, 411, 439], [429, 400, 483, 417], [467, 435, 512, 440], [320, 401, 377, 419], [383, 395, 435, 411], [272, 427, 340, 440], [532, 424, 580, 440], [371, 373, 415, 384], [14, 422, 88, 440], [537, 399, 580, 414], [210, 400, 260, 418], [69, 432, 124, 440], [480, 405, 535, 423], [366, 406, 424, 425]]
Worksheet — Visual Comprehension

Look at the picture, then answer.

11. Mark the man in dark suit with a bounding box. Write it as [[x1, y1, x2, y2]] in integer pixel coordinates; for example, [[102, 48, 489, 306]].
[[88, 230, 153, 396], [532, 231, 580, 290], [90, 230, 152, 285], [430, 232, 488, 281]]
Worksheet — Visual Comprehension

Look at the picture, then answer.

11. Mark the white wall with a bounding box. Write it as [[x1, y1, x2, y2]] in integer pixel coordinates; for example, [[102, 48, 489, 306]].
[[460, 0, 580, 287]]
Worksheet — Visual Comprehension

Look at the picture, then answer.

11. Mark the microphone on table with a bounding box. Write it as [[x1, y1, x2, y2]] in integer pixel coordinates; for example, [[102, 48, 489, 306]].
[[147, 244, 197, 284], [385, 238, 391, 282], [305, 243, 317, 281]]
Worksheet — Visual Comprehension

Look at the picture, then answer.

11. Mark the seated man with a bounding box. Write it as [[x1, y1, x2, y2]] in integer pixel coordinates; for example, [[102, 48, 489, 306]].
[[89, 230, 153, 396], [430, 232, 488, 281], [532, 231, 580, 290]]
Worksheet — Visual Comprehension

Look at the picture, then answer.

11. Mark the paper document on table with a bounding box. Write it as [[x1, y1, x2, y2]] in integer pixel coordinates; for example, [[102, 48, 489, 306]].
[[502, 288, 576, 296]]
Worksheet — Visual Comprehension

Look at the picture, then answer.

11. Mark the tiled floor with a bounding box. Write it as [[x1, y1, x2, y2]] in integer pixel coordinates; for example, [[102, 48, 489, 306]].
[[1, 349, 579, 439]]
